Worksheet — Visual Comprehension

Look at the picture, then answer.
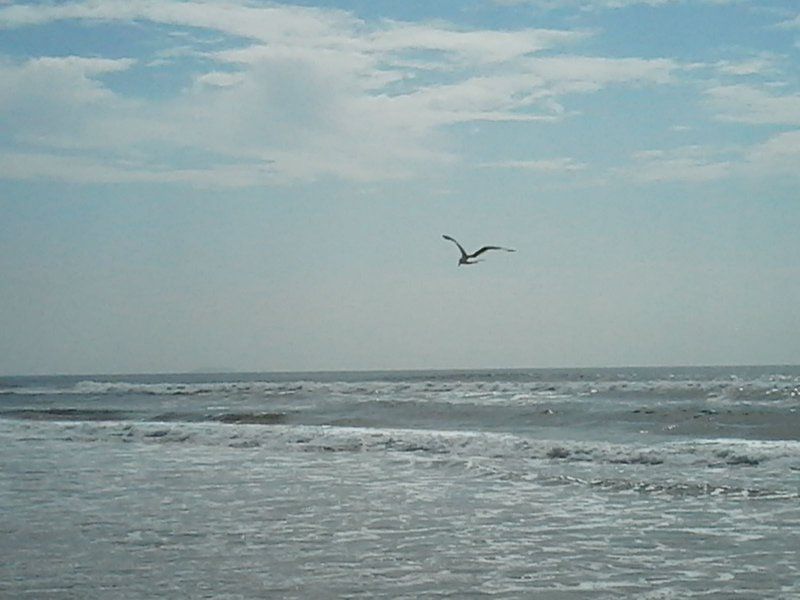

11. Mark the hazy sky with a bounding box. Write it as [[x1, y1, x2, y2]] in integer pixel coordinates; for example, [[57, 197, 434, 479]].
[[1, 0, 799, 375]]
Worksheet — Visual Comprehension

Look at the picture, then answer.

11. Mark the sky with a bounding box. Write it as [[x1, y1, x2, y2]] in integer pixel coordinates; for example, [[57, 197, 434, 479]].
[[1, 0, 799, 375]]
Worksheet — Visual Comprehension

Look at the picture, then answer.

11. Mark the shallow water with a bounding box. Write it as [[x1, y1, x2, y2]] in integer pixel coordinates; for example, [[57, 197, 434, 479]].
[[2, 367, 799, 598]]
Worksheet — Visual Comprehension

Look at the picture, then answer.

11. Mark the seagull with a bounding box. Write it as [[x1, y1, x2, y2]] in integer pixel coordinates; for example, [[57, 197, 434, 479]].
[[442, 235, 516, 266]]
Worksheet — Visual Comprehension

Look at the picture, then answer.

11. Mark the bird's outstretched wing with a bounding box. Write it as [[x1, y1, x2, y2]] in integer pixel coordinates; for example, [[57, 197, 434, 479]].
[[442, 235, 468, 259], [471, 245, 516, 258]]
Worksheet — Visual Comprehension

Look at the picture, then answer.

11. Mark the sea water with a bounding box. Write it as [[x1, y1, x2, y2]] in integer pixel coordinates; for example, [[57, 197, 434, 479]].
[[1, 366, 799, 598]]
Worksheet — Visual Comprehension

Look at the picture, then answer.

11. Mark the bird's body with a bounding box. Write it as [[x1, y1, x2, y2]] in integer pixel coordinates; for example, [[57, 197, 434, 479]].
[[442, 235, 515, 265]]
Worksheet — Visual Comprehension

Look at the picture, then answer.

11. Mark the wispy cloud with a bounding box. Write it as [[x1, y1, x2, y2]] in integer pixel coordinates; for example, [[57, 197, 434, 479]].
[[493, 0, 742, 10], [776, 12, 800, 29], [480, 157, 586, 171], [746, 129, 800, 174], [0, 56, 139, 150], [712, 55, 780, 77], [0, 0, 683, 185], [705, 84, 800, 125], [0, 55, 135, 104], [367, 22, 584, 65], [0, 0, 794, 187], [611, 129, 800, 184], [0, 150, 276, 187], [624, 146, 734, 183], [0, 1, 358, 42]]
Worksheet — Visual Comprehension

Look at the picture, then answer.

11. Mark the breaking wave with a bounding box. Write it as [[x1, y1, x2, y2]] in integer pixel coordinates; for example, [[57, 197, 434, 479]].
[[2, 374, 799, 406], [4, 417, 798, 498]]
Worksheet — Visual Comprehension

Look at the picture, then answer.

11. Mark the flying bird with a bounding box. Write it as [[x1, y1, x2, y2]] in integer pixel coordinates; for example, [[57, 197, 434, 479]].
[[442, 235, 516, 266]]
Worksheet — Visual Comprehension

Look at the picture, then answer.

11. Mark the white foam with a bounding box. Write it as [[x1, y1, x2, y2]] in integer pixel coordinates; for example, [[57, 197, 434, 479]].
[[5, 373, 799, 407]]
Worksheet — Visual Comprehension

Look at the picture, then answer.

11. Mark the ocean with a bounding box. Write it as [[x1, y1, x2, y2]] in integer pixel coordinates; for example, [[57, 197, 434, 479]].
[[1, 366, 798, 599]]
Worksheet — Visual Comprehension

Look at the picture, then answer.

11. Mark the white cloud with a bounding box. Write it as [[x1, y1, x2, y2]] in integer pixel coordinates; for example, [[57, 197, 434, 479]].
[[705, 84, 800, 125], [624, 146, 734, 183], [480, 157, 586, 171], [612, 130, 800, 185], [777, 13, 800, 29], [368, 22, 585, 65], [0, 1, 358, 43], [0, 1, 697, 185], [746, 129, 800, 174], [525, 55, 676, 87], [0, 55, 135, 106], [0, 56, 138, 150], [494, 0, 741, 10], [194, 71, 244, 88], [712, 56, 779, 77], [0, 48, 453, 184], [27, 55, 135, 74], [0, 1, 591, 183], [0, 150, 275, 187]]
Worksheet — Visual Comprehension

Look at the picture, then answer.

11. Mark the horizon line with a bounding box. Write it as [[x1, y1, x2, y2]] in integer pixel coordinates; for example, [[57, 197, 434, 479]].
[[3, 362, 799, 379]]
